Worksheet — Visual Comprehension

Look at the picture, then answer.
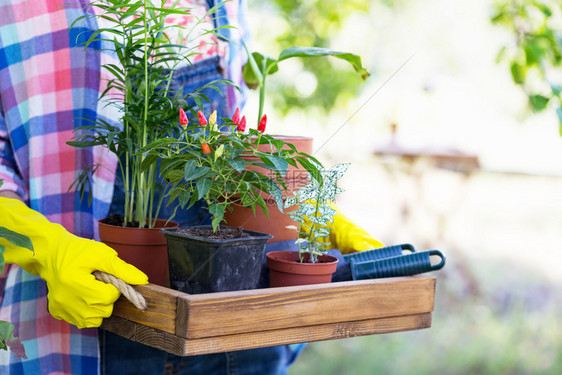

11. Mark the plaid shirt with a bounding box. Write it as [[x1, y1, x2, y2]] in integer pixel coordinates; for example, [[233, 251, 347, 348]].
[[0, 0, 246, 373]]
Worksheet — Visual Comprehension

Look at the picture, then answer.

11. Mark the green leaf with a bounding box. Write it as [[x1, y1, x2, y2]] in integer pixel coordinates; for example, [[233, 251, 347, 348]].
[[187, 166, 210, 182], [295, 156, 323, 185], [326, 162, 350, 183], [196, 179, 211, 200], [255, 195, 269, 218], [139, 153, 159, 172], [267, 182, 284, 212], [0, 228, 34, 252], [510, 62, 526, 84], [278, 46, 370, 80], [184, 160, 210, 181], [284, 195, 297, 208], [227, 158, 245, 173], [242, 52, 279, 89], [260, 155, 289, 176], [183, 160, 198, 179], [529, 95, 550, 111], [211, 217, 222, 233], [239, 191, 256, 207], [165, 169, 184, 183], [208, 203, 226, 231], [0, 321, 14, 349]]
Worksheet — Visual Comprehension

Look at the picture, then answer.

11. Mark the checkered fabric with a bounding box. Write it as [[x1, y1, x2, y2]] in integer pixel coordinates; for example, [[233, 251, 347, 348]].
[[0, 1, 246, 373]]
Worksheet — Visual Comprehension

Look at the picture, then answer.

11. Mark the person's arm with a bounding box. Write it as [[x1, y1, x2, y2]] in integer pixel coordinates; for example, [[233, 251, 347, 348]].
[[0, 197, 148, 328]]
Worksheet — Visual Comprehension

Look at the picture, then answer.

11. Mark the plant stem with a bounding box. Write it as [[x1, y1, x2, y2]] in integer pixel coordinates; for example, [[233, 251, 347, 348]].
[[123, 17, 131, 226], [307, 199, 322, 263], [138, 0, 150, 228], [257, 59, 267, 128]]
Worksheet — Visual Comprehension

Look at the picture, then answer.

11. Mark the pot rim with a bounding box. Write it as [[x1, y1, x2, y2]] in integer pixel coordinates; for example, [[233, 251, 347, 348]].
[[266, 250, 339, 266], [98, 218, 178, 230], [161, 225, 273, 244]]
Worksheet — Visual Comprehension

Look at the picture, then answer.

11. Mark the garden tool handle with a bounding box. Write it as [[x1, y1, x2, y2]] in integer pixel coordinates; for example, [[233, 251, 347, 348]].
[[93, 271, 147, 311], [350, 250, 446, 280], [427, 250, 446, 271]]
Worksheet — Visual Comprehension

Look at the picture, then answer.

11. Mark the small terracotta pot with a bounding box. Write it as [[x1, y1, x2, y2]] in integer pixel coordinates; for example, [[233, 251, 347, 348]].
[[266, 250, 339, 287], [98, 219, 178, 287]]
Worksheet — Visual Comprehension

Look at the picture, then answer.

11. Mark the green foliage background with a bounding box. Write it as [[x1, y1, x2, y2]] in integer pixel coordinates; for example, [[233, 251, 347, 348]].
[[248, 0, 382, 115], [249, 0, 562, 134], [491, 0, 562, 134]]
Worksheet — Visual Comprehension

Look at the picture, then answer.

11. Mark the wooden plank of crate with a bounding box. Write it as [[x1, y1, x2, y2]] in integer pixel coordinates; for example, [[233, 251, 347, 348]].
[[111, 283, 184, 334], [101, 312, 432, 357], [176, 277, 435, 339], [108, 277, 435, 340]]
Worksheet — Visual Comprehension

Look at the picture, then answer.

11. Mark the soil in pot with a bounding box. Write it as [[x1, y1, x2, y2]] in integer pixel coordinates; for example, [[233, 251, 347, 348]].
[[266, 250, 339, 287], [174, 226, 248, 240], [162, 225, 272, 294], [98, 215, 178, 287]]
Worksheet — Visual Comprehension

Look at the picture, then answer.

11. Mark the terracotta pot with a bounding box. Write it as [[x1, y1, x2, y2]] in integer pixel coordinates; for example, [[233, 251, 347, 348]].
[[98, 219, 178, 287], [242, 135, 313, 177], [223, 136, 313, 243], [266, 250, 339, 287]]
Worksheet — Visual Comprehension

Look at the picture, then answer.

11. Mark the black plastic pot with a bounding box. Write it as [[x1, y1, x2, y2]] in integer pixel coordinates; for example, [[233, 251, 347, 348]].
[[161, 225, 272, 294]]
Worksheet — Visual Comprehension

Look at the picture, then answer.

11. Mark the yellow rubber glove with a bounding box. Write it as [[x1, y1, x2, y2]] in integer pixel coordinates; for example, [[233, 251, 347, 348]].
[[0, 197, 148, 328], [302, 202, 384, 254], [326, 203, 384, 254]]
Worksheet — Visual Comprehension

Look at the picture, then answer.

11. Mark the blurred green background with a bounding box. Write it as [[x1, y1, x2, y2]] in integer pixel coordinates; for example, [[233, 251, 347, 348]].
[[245, 0, 562, 373]]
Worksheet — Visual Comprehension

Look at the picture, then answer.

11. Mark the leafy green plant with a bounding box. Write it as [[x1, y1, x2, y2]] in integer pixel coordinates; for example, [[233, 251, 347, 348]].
[[284, 162, 349, 263], [243, 46, 370, 127], [491, 0, 562, 133], [0, 179, 31, 359], [144, 109, 324, 232], [67, 0, 231, 227]]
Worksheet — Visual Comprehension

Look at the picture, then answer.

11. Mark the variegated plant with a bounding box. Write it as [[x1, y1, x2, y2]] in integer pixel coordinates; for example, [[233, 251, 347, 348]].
[[284, 162, 350, 263]]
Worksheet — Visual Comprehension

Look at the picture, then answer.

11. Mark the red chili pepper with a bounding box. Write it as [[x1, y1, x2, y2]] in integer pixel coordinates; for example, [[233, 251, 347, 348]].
[[236, 115, 247, 132], [232, 108, 240, 125], [179, 108, 188, 127], [258, 114, 267, 133], [202, 143, 211, 154], [197, 110, 207, 126]]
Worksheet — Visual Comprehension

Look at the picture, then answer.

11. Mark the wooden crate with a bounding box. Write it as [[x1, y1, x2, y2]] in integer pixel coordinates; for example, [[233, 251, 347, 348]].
[[101, 276, 435, 356]]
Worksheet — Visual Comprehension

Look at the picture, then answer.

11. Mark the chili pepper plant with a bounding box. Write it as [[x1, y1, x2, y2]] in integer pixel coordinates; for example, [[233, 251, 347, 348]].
[[144, 109, 324, 233], [66, 0, 231, 228]]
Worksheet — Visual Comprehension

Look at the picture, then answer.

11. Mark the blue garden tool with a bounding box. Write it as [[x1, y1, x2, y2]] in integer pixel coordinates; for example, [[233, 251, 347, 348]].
[[343, 243, 415, 264], [331, 244, 416, 282], [349, 250, 446, 280]]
